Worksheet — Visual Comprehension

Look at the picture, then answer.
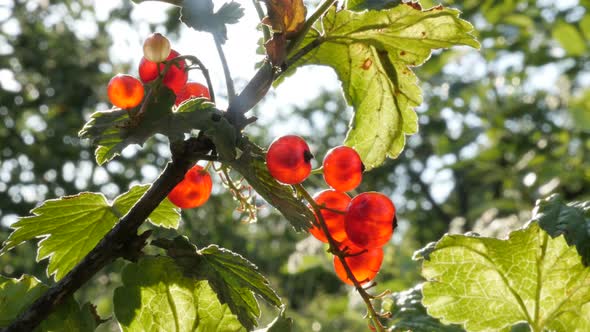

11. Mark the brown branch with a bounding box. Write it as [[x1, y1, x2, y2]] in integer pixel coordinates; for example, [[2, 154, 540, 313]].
[[1, 138, 213, 332]]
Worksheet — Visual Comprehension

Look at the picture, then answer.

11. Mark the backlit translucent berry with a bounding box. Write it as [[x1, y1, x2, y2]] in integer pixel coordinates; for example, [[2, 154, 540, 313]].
[[175, 82, 211, 106], [333, 246, 384, 285], [138, 49, 188, 94], [266, 135, 313, 185], [107, 74, 144, 109], [143, 33, 171, 63], [168, 165, 212, 209], [308, 189, 351, 243], [345, 192, 395, 249], [323, 146, 364, 192]]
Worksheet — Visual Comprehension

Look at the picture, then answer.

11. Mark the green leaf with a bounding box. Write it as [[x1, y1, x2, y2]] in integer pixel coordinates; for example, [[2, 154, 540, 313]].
[[0, 186, 180, 280], [531, 194, 590, 266], [386, 284, 465, 331], [253, 306, 293, 332], [113, 256, 245, 332], [580, 15, 590, 41], [552, 21, 587, 56], [153, 236, 282, 330], [416, 222, 590, 332], [0, 275, 96, 331], [80, 93, 237, 164], [283, 4, 479, 169], [181, 0, 244, 43], [114, 184, 181, 229]]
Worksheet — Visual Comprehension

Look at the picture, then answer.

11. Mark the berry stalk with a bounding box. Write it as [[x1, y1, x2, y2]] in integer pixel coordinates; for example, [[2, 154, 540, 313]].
[[294, 184, 387, 332]]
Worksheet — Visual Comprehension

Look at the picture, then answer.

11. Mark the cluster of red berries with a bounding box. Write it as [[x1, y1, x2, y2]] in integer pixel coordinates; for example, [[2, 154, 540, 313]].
[[266, 135, 396, 285], [106, 33, 210, 111]]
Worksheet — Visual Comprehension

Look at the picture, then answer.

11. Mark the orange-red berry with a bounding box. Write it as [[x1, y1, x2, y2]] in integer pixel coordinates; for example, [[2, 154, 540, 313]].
[[107, 74, 144, 109], [138, 49, 187, 94], [175, 82, 211, 106], [309, 189, 351, 243], [265, 135, 313, 185], [333, 246, 384, 285], [168, 165, 212, 209], [345, 192, 395, 249], [323, 146, 363, 192]]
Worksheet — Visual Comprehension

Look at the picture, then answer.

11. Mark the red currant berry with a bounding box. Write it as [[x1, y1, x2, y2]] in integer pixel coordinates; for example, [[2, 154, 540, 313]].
[[323, 146, 364, 192], [309, 190, 350, 243], [143, 33, 171, 63], [333, 247, 383, 285], [138, 49, 188, 94], [175, 82, 211, 106], [107, 74, 144, 109], [345, 192, 395, 249], [168, 165, 212, 209], [265, 135, 313, 185]]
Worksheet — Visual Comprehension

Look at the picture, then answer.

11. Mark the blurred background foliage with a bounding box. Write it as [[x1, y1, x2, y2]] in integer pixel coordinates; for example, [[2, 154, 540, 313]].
[[0, 0, 589, 331]]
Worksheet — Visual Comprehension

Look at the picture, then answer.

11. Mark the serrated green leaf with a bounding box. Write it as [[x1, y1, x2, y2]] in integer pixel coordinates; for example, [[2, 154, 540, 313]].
[[153, 236, 282, 330], [387, 284, 465, 331], [253, 306, 293, 332], [114, 184, 181, 229], [552, 21, 587, 56], [181, 0, 244, 43], [113, 256, 245, 332], [80, 93, 238, 164], [417, 222, 590, 332], [0, 275, 96, 331], [531, 194, 590, 266], [0, 186, 180, 280], [281, 4, 478, 169]]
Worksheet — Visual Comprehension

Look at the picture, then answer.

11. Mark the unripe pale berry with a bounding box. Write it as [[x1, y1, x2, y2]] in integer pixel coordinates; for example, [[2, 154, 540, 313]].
[[143, 33, 171, 63], [107, 74, 144, 109], [168, 165, 212, 209], [266, 135, 313, 185], [345, 192, 395, 249]]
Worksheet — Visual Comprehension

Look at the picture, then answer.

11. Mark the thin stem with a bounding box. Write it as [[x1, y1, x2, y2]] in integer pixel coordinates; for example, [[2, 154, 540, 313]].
[[286, 0, 336, 56], [180, 55, 216, 104], [310, 166, 323, 175], [294, 184, 386, 332], [251, 0, 271, 43], [213, 35, 236, 104]]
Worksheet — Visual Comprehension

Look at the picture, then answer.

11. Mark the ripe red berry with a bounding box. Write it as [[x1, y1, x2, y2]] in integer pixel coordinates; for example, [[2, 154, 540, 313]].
[[168, 165, 212, 209], [323, 146, 364, 192], [107, 74, 144, 109], [138, 49, 188, 94], [345, 192, 395, 249], [333, 246, 384, 285], [143, 33, 171, 63], [309, 190, 351, 243], [266, 135, 313, 185], [175, 82, 211, 106]]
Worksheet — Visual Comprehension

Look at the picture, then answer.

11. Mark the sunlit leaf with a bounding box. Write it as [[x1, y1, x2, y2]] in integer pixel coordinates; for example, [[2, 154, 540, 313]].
[[416, 223, 590, 332], [0, 186, 179, 280], [281, 4, 479, 169], [113, 256, 244, 332]]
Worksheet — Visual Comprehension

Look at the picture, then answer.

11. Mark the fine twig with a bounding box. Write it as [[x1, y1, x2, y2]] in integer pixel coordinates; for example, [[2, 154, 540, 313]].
[[294, 184, 387, 332], [213, 35, 236, 104], [1, 138, 214, 332], [251, 0, 271, 43], [181, 55, 216, 104]]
